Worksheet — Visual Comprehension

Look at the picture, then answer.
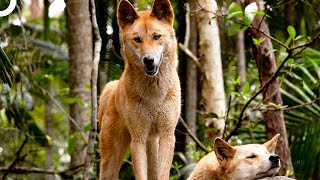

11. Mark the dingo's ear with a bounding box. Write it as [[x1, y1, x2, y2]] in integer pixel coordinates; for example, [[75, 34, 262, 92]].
[[264, 133, 280, 154], [214, 138, 236, 167], [151, 0, 174, 25], [118, 0, 139, 29]]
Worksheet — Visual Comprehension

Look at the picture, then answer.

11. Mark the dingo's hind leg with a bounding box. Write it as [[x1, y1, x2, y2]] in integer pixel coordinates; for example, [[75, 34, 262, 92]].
[[99, 116, 130, 180]]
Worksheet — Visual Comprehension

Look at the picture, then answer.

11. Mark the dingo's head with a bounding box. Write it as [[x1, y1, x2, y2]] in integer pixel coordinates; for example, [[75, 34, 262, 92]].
[[117, 0, 175, 77], [214, 134, 281, 180]]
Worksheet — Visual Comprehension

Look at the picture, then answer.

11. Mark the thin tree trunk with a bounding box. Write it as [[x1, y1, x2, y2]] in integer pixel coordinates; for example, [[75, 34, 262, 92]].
[[247, 0, 294, 175], [30, 0, 42, 19], [45, 100, 54, 180], [44, 2, 54, 179], [235, 0, 246, 91], [196, 0, 226, 144], [185, 0, 198, 163], [236, 30, 246, 91], [66, 0, 92, 169]]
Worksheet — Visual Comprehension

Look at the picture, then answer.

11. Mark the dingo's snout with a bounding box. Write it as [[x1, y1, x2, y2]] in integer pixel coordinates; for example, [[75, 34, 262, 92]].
[[269, 154, 280, 168], [142, 54, 162, 77]]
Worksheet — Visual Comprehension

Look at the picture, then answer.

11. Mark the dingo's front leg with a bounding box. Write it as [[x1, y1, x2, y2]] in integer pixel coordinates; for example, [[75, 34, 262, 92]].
[[131, 139, 148, 180], [147, 135, 160, 180], [158, 132, 175, 179]]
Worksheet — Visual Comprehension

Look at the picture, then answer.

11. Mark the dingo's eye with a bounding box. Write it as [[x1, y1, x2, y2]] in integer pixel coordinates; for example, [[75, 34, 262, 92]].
[[246, 154, 257, 159], [134, 37, 141, 43], [153, 34, 161, 40]]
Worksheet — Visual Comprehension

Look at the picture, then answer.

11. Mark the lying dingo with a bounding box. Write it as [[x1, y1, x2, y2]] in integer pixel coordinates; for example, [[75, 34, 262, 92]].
[[188, 134, 281, 180]]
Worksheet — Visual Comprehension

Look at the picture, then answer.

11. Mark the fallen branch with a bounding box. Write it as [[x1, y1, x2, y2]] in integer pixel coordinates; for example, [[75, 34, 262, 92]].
[[0, 164, 83, 179], [83, 0, 102, 178]]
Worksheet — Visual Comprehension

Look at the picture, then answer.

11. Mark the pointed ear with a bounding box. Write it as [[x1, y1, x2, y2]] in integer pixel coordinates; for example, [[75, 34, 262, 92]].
[[151, 0, 174, 25], [117, 0, 139, 29], [264, 133, 280, 154], [214, 138, 236, 167]]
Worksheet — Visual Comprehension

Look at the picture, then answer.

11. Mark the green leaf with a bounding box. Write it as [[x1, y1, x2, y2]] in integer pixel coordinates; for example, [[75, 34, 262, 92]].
[[243, 82, 250, 93], [243, 14, 252, 25], [46, 135, 52, 146], [61, 97, 83, 105], [251, 11, 271, 18], [232, 76, 241, 84], [252, 37, 264, 45], [68, 135, 77, 155], [287, 26, 296, 39], [229, 2, 242, 13], [285, 37, 292, 46], [228, 23, 242, 36], [226, 11, 243, 21], [84, 122, 91, 132], [287, 58, 295, 65]]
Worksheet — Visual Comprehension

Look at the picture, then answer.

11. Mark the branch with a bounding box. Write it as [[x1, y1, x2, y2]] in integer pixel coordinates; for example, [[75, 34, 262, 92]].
[[222, 96, 232, 139], [0, 164, 83, 179], [183, 3, 190, 47], [32, 81, 84, 135], [83, 0, 102, 178], [178, 3, 201, 69], [226, 31, 320, 141], [252, 97, 320, 112], [193, 0, 290, 50], [1, 136, 28, 179], [178, 43, 201, 68], [179, 116, 210, 153]]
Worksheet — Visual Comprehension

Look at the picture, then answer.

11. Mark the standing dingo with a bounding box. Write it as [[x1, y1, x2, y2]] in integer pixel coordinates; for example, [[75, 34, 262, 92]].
[[98, 0, 181, 179]]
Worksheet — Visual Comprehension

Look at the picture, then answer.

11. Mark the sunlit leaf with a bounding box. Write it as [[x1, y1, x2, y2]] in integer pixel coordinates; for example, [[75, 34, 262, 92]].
[[228, 23, 242, 36], [287, 26, 296, 40], [229, 2, 242, 13]]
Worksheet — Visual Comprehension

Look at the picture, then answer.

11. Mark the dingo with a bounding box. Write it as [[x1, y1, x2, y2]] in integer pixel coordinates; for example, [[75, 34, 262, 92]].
[[188, 134, 281, 180], [98, 0, 181, 179]]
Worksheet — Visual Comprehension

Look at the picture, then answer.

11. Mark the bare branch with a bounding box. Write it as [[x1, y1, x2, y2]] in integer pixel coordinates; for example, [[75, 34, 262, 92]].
[[179, 116, 210, 154], [193, 0, 289, 50], [32, 81, 86, 141], [1, 136, 28, 179], [183, 3, 191, 47], [226, 31, 320, 141], [178, 43, 201, 68], [83, 0, 102, 178], [252, 97, 320, 112], [0, 164, 83, 179], [222, 96, 232, 140]]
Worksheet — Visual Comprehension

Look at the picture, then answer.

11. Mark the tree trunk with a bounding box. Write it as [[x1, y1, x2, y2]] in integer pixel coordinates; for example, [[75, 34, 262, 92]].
[[30, 0, 42, 19], [45, 100, 54, 180], [247, 0, 294, 175], [66, 0, 92, 168], [43, 2, 54, 179], [236, 29, 246, 91], [196, 0, 226, 144], [235, 0, 246, 91], [184, 0, 199, 163]]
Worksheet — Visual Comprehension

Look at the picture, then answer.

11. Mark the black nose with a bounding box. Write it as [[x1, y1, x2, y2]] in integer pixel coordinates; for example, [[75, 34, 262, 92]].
[[143, 56, 154, 66], [269, 155, 279, 164]]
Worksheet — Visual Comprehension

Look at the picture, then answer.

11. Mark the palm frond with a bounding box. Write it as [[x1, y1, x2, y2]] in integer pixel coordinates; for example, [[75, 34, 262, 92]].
[[0, 46, 14, 86]]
